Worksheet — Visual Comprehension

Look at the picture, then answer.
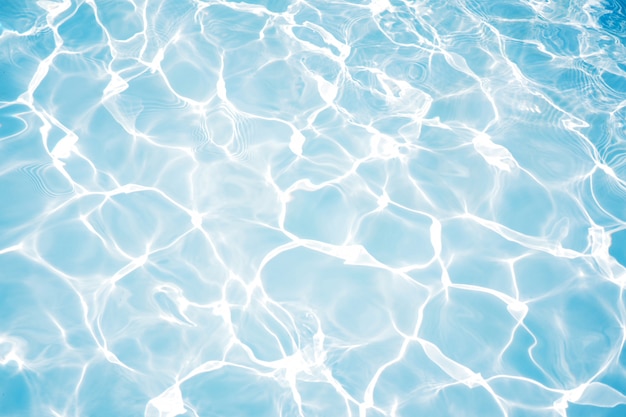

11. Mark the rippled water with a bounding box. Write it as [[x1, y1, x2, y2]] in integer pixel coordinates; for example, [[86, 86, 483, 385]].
[[1, 0, 626, 416]]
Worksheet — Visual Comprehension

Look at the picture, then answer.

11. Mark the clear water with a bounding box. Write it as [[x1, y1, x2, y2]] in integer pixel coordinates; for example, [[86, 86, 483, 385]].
[[1, 0, 625, 416]]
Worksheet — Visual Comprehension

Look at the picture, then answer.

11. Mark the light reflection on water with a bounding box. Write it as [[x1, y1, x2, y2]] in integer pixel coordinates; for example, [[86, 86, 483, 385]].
[[0, 0, 625, 416]]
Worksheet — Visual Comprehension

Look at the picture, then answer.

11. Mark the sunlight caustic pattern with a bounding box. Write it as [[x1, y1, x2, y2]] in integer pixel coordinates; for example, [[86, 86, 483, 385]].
[[1, 0, 626, 416]]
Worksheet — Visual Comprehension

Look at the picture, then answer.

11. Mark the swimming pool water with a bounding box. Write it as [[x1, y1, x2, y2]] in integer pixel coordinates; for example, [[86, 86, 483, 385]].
[[1, 0, 626, 416]]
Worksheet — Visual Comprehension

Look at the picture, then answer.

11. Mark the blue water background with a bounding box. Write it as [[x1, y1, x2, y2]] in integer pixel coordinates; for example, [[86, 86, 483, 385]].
[[1, 0, 626, 416]]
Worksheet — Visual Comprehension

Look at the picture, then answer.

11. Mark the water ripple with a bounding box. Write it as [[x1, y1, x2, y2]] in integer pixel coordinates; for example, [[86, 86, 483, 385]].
[[0, 0, 625, 416]]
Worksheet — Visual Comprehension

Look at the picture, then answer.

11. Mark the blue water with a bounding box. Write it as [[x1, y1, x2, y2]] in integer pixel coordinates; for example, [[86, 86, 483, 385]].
[[1, 0, 625, 416]]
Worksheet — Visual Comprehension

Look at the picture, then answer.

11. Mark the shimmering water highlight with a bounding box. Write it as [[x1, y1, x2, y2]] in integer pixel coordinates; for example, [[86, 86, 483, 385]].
[[1, 0, 626, 416]]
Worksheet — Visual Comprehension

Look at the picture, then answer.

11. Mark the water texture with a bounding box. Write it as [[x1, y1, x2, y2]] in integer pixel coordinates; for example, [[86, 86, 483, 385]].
[[1, 0, 626, 416]]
